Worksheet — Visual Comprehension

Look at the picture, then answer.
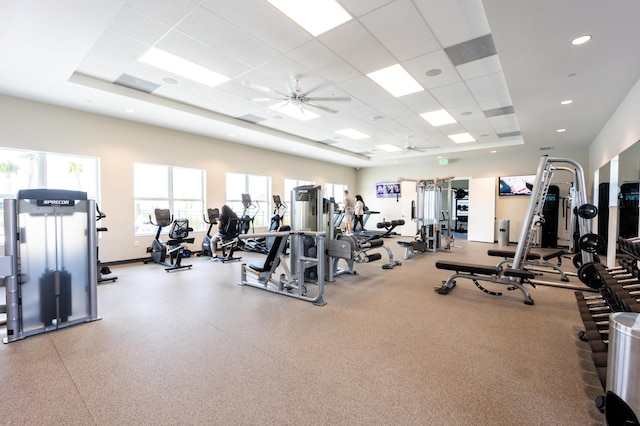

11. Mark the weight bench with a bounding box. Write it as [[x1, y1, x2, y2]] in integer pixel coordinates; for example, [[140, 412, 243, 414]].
[[487, 249, 570, 281], [434, 260, 535, 305]]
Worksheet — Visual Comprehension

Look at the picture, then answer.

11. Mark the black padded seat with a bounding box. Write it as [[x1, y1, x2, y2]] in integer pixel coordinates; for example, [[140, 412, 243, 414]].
[[435, 261, 500, 276], [487, 249, 541, 260], [248, 225, 291, 273], [503, 268, 536, 280]]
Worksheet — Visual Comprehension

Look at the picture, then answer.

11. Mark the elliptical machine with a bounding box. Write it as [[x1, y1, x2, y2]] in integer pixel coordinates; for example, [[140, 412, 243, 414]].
[[145, 208, 194, 272], [96, 204, 117, 283], [200, 207, 219, 257]]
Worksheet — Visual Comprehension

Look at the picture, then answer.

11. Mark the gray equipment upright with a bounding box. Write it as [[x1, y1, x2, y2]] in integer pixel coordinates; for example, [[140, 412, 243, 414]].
[[2, 189, 100, 343]]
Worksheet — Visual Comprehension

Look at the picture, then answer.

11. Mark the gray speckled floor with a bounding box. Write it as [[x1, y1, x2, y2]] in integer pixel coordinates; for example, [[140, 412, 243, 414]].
[[0, 238, 605, 425]]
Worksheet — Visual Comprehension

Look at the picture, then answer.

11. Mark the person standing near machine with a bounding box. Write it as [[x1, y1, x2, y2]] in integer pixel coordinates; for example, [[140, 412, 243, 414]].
[[354, 194, 365, 232], [342, 190, 355, 234]]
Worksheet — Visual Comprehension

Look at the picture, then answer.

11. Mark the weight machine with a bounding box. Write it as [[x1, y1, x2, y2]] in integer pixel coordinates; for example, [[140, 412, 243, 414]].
[[2, 189, 100, 342], [398, 177, 454, 260]]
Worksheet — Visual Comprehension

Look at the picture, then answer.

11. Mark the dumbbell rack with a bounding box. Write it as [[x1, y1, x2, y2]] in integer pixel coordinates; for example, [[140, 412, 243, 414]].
[[575, 238, 640, 410]]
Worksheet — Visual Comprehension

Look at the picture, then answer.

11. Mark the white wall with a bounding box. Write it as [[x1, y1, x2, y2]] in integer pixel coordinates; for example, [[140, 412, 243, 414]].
[[0, 95, 356, 261]]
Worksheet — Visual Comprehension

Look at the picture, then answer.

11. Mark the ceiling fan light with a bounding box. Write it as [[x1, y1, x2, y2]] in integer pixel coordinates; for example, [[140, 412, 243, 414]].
[[420, 109, 457, 126], [336, 128, 370, 140], [139, 48, 229, 87], [448, 133, 476, 143], [367, 64, 424, 97], [271, 102, 320, 121], [266, 0, 351, 37]]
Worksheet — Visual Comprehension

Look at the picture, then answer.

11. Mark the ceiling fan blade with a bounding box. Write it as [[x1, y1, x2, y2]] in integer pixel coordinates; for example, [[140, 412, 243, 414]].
[[301, 80, 332, 97], [304, 96, 351, 102], [304, 102, 338, 114]]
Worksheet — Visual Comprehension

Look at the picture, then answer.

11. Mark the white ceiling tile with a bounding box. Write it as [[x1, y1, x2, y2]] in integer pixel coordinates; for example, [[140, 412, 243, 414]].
[[466, 72, 510, 102], [126, 0, 197, 27], [397, 90, 442, 115], [488, 114, 520, 131], [404, 50, 461, 90], [447, 103, 485, 122], [477, 96, 513, 111], [156, 32, 252, 79], [429, 82, 475, 108], [176, 7, 278, 68], [318, 20, 395, 74], [417, 0, 490, 47], [339, 0, 395, 17], [109, 6, 171, 44], [287, 40, 360, 83], [340, 75, 392, 105], [201, 0, 312, 54], [456, 55, 502, 80], [360, 0, 440, 62]]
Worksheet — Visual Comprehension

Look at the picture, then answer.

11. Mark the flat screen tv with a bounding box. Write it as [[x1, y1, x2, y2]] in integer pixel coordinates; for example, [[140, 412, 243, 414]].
[[499, 175, 535, 196], [376, 182, 401, 198]]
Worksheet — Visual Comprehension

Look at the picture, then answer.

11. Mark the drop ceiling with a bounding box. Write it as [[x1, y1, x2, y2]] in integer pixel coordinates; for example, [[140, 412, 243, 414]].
[[1, 0, 639, 168]]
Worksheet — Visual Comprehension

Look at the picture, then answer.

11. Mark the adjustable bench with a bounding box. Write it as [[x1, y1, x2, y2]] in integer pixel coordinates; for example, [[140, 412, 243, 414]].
[[435, 260, 535, 305], [487, 249, 570, 281]]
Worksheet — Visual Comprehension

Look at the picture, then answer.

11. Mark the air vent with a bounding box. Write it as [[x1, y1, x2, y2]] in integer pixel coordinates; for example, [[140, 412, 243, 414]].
[[539, 146, 554, 151], [484, 105, 515, 117], [236, 114, 266, 124], [444, 34, 497, 66], [497, 131, 522, 138], [114, 74, 160, 94]]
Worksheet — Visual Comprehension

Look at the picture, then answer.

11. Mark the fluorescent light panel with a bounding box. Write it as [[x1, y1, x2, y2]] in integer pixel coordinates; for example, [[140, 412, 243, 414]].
[[367, 64, 423, 97], [271, 102, 320, 121], [420, 109, 457, 127], [336, 128, 370, 140], [266, 0, 351, 36], [139, 48, 229, 87], [376, 144, 402, 152], [448, 133, 476, 143]]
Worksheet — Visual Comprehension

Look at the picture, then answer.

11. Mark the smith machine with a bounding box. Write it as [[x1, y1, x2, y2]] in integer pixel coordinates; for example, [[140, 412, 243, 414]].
[[435, 156, 602, 305]]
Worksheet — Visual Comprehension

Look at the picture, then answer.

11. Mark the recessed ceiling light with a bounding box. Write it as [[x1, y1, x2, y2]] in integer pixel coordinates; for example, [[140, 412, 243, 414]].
[[561, 99, 573, 105], [448, 133, 475, 143], [140, 48, 230, 87], [367, 64, 424, 97], [557, 128, 566, 133], [266, 0, 351, 36], [124, 108, 135, 113], [163, 77, 178, 85], [336, 128, 370, 140], [461, 111, 473, 116], [376, 144, 402, 152], [425, 68, 442, 77], [490, 150, 497, 153], [571, 35, 592, 45], [420, 109, 457, 127], [271, 102, 320, 121]]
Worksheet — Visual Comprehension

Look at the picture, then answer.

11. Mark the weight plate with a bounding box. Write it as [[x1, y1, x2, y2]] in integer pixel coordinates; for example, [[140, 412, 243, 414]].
[[578, 233, 605, 253], [577, 262, 604, 289], [576, 203, 598, 219]]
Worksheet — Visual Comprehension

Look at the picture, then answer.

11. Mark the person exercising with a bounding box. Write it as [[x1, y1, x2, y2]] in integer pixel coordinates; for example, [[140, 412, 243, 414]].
[[354, 194, 365, 232], [342, 190, 355, 234], [211, 204, 238, 250]]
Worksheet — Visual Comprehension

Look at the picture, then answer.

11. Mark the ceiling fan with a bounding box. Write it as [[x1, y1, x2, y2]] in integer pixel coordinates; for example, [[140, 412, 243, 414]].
[[403, 142, 437, 153], [247, 75, 351, 114]]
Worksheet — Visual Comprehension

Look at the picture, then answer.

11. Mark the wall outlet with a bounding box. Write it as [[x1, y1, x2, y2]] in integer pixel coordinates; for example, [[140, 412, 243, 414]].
[[134, 240, 139, 247]]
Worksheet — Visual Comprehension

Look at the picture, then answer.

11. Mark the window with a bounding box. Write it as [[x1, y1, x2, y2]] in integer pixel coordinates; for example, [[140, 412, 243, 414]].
[[225, 173, 271, 227], [325, 183, 347, 207], [283, 178, 315, 225], [0, 147, 99, 241], [134, 163, 205, 235]]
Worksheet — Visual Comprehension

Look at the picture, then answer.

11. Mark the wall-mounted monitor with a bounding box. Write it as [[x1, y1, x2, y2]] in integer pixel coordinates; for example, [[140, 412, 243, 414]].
[[376, 182, 401, 198], [499, 175, 535, 196]]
